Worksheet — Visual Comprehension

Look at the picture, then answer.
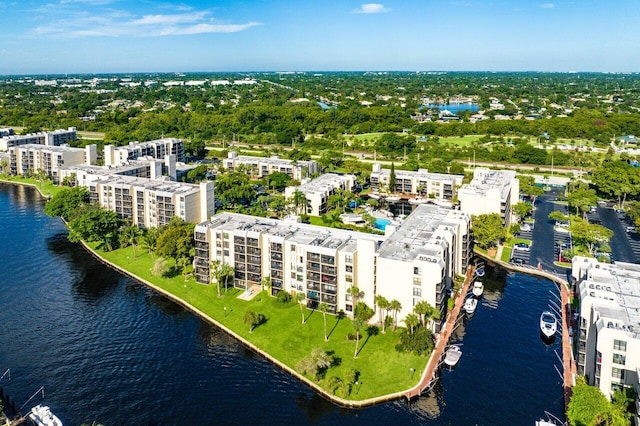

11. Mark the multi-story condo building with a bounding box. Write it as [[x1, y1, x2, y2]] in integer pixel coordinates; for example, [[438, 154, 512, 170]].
[[223, 151, 318, 181], [369, 163, 463, 201], [0, 127, 77, 151], [284, 174, 357, 216], [104, 138, 185, 166], [59, 156, 171, 188], [375, 205, 471, 331], [572, 257, 640, 401], [458, 168, 519, 226], [194, 204, 471, 331], [88, 175, 214, 228], [9, 144, 96, 183]]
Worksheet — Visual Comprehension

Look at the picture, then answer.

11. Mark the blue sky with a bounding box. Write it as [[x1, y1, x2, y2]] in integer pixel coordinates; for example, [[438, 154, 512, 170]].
[[0, 0, 638, 74]]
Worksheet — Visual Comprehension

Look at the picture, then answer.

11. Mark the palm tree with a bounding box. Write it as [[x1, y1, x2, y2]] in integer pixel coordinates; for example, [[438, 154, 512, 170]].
[[352, 318, 364, 358], [413, 300, 431, 327], [319, 302, 330, 341], [374, 295, 389, 330], [140, 227, 160, 258], [404, 313, 420, 334], [295, 292, 306, 324], [292, 189, 307, 215], [390, 299, 402, 330], [120, 225, 142, 258], [210, 260, 234, 296], [347, 286, 364, 316], [209, 260, 222, 297], [261, 276, 271, 293]]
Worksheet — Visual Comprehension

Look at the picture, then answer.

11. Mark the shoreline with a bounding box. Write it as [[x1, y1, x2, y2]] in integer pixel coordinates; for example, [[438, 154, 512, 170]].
[[0, 177, 52, 199]]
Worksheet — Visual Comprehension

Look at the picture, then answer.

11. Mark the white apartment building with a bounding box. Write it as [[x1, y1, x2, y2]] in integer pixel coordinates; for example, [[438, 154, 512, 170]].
[[9, 144, 96, 183], [284, 174, 357, 216], [104, 138, 185, 166], [572, 257, 640, 401], [223, 151, 318, 181], [369, 163, 463, 201], [0, 127, 77, 151], [194, 204, 471, 331], [59, 155, 172, 188], [89, 175, 214, 228], [458, 168, 519, 226], [376, 205, 471, 331]]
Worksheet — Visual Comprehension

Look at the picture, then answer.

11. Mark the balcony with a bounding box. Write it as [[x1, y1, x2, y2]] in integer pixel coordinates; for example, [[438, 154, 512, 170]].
[[270, 253, 282, 261], [321, 265, 336, 275], [247, 247, 261, 255], [307, 253, 321, 262], [307, 272, 321, 281], [271, 261, 283, 270], [307, 262, 320, 272]]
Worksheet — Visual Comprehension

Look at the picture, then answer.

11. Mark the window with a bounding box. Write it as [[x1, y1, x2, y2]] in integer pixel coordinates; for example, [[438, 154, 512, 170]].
[[613, 353, 626, 365], [413, 277, 422, 286], [345, 255, 353, 264], [613, 340, 627, 351], [413, 287, 422, 297], [345, 265, 353, 273], [346, 275, 353, 283], [611, 367, 625, 380], [291, 245, 296, 251], [291, 272, 296, 279], [345, 304, 352, 312], [413, 267, 421, 275]]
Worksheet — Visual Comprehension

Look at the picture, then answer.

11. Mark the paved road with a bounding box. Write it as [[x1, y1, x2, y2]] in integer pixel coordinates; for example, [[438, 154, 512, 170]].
[[597, 205, 638, 263], [530, 189, 565, 273]]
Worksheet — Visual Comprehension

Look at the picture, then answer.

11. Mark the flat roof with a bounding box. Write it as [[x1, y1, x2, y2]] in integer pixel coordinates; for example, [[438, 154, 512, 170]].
[[373, 167, 463, 183], [296, 173, 355, 195], [227, 154, 315, 167], [13, 143, 84, 153], [459, 167, 516, 200], [97, 174, 202, 195]]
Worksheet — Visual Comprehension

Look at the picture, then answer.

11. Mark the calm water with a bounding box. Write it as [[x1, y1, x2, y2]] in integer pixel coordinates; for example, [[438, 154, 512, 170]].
[[421, 104, 480, 114], [0, 183, 563, 425]]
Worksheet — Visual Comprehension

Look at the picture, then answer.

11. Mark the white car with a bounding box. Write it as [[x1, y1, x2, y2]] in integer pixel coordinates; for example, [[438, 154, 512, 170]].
[[520, 223, 532, 232]]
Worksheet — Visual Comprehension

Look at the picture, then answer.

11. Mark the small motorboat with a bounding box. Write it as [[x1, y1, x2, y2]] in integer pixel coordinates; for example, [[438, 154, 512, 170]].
[[443, 345, 462, 367], [540, 311, 558, 339], [28, 404, 63, 426], [464, 297, 477, 315], [475, 268, 485, 277], [472, 281, 484, 297]]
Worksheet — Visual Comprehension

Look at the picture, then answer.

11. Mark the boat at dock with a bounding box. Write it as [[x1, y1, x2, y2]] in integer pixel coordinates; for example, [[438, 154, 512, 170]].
[[472, 281, 484, 297], [463, 298, 478, 315], [539, 311, 558, 339], [443, 345, 462, 367], [27, 404, 63, 426]]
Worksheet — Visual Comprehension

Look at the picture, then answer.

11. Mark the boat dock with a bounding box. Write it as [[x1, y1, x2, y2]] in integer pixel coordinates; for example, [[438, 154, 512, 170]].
[[405, 265, 475, 400]]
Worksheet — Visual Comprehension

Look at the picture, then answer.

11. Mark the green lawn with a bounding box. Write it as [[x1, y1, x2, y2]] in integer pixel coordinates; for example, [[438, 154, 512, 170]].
[[438, 135, 484, 146], [0, 175, 65, 198], [90, 244, 426, 401], [501, 246, 512, 262]]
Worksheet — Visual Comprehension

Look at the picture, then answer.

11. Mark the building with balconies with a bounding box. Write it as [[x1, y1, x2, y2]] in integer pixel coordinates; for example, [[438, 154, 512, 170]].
[[194, 204, 471, 326], [89, 175, 214, 228], [458, 167, 519, 226], [284, 173, 356, 216], [0, 127, 77, 151], [8, 144, 96, 183], [369, 163, 463, 201], [223, 151, 318, 181], [104, 138, 185, 166], [572, 257, 640, 400]]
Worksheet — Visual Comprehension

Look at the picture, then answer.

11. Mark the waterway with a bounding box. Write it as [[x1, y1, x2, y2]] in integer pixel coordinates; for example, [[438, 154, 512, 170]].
[[0, 183, 563, 425]]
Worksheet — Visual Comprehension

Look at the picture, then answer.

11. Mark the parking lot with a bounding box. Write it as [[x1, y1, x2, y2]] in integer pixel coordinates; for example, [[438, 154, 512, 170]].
[[596, 204, 639, 264]]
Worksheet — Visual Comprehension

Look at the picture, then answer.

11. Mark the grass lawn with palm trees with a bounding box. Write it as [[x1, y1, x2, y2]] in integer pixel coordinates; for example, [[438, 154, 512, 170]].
[[0, 175, 65, 198], [90, 243, 427, 401]]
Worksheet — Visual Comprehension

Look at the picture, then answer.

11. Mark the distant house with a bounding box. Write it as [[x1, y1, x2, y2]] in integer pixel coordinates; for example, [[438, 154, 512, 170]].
[[619, 135, 638, 145]]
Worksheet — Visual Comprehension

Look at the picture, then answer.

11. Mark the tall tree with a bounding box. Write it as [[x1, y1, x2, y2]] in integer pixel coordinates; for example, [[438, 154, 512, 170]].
[[374, 295, 390, 332], [352, 318, 364, 358], [295, 292, 306, 324], [388, 162, 396, 194], [390, 299, 402, 330], [347, 286, 364, 314], [471, 213, 506, 249], [592, 160, 640, 208], [404, 313, 420, 334], [318, 302, 330, 341]]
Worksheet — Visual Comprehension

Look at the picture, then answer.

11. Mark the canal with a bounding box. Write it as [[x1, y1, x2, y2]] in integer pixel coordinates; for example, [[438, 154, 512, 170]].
[[0, 183, 564, 425]]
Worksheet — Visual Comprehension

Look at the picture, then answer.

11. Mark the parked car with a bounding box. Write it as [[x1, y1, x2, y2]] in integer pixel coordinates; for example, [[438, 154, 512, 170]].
[[512, 257, 525, 265], [626, 226, 636, 233], [520, 223, 532, 232], [514, 242, 530, 251]]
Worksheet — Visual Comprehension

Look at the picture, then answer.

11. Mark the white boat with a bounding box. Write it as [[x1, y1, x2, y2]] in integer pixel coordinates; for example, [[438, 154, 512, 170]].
[[368, 193, 381, 200], [463, 297, 477, 315], [472, 281, 484, 297], [385, 195, 401, 202], [28, 405, 63, 426], [443, 345, 462, 367], [540, 311, 558, 339]]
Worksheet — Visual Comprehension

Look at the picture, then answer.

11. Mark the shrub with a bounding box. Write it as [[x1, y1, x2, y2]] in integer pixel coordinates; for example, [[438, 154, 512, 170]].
[[395, 328, 435, 356], [276, 290, 291, 304]]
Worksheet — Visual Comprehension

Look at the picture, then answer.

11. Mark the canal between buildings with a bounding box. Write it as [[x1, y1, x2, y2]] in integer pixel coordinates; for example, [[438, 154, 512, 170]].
[[0, 183, 564, 425]]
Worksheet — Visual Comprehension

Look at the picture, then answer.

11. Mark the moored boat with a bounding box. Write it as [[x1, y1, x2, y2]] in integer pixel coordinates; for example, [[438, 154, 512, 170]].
[[539, 311, 558, 339], [463, 297, 478, 315], [28, 404, 63, 426], [443, 345, 462, 367], [472, 281, 484, 297]]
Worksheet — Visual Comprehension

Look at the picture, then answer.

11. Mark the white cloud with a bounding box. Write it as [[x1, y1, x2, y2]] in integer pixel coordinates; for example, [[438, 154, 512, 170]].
[[540, 3, 555, 8], [352, 3, 390, 14], [30, 7, 261, 38]]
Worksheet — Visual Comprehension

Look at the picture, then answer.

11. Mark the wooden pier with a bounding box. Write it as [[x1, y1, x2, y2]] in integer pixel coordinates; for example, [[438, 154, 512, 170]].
[[405, 265, 475, 400]]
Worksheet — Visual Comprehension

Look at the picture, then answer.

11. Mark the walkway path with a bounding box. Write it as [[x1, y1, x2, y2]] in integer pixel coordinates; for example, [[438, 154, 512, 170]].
[[405, 266, 475, 400]]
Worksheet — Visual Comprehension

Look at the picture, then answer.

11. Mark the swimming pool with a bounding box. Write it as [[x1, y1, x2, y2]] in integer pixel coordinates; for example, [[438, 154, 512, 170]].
[[374, 218, 391, 230]]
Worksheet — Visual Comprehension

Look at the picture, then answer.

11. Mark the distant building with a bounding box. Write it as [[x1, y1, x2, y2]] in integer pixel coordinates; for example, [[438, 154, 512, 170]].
[[9, 144, 96, 183], [619, 135, 638, 145], [0, 127, 76, 151], [223, 151, 317, 181], [284, 173, 356, 216], [104, 138, 185, 166], [0, 128, 14, 137], [458, 168, 519, 226], [572, 257, 640, 401], [369, 163, 463, 201]]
